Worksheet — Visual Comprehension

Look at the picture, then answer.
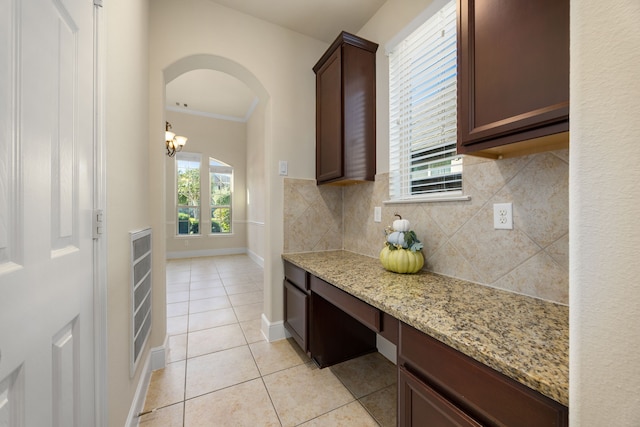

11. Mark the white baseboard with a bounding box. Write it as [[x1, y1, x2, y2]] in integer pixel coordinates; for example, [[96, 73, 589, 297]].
[[247, 249, 264, 267], [166, 247, 246, 259], [150, 336, 168, 371], [261, 313, 288, 342], [125, 336, 167, 427]]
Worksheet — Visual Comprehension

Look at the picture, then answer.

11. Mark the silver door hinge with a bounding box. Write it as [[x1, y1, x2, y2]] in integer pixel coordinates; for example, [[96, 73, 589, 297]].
[[94, 0, 103, 7], [93, 209, 104, 239]]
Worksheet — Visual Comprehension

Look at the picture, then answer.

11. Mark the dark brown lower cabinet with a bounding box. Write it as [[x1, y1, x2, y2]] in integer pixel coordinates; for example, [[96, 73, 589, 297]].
[[399, 367, 482, 427], [283, 279, 308, 353], [283, 261, 310, 354], [399, 323, 568, 427]]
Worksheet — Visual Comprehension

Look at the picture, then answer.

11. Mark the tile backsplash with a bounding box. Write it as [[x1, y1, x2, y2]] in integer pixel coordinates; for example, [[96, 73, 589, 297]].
[[283, 150, 568, 304]]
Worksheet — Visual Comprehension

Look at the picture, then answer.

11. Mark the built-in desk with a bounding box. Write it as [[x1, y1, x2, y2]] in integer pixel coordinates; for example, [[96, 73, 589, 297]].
[[283, 251, 569, 426]]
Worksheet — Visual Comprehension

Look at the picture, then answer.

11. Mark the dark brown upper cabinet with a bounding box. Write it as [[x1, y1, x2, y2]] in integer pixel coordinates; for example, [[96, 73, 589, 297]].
[[313, 32, 378, 185], [457, 0, 570, 158]]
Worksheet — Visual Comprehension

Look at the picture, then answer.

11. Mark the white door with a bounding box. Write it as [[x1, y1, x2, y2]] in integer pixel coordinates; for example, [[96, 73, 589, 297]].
[[0, 0, 97, 426]]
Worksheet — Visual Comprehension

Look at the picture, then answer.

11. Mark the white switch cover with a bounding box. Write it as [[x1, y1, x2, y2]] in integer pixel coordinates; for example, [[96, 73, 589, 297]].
[[493, 203, 513, 230], [278, 160, 288, 176], [374, 206, 382, 223]]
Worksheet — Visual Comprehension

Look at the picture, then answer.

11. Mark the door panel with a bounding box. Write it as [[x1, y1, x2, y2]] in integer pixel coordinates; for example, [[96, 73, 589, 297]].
[[0, 0, 20, 270], [51, 318, 79, 427], [0, 0, 96, 425]]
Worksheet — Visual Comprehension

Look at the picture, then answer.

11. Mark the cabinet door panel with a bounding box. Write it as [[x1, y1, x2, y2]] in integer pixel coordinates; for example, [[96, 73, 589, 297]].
[[342, 44, 376, 182], [458, 0, 569, 153], [284, 280, 308, 352], [399, 367, 482, 427], [316, 49, 343, 183]]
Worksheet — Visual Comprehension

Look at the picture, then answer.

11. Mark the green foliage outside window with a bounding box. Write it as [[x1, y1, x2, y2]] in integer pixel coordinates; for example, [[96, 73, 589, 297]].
[[177, 167, 200, 207], [177, 157, 200, 235], [210, 170, 232, 233], [176, 154, 233, 236]]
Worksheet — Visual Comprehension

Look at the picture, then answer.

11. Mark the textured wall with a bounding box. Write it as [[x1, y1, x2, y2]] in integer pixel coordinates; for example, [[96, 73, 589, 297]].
[[106, 1, 152, 425], [570, 1, 640, 424], [283, 149, 569, 305]]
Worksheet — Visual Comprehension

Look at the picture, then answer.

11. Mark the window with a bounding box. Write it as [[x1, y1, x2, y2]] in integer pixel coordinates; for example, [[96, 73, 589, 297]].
[[176, 153, 201, 235], [210, 158, 232, 233], [388, 0, 462, 201]]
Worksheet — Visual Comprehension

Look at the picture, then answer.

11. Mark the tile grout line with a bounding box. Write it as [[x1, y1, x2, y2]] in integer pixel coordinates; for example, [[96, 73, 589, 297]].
[[164, 256, 389, 426], [181, 259, 192, 427]]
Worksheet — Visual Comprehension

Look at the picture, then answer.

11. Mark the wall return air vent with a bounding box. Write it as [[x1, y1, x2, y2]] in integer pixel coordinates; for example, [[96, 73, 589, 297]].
[[130, 228, 152, 377]]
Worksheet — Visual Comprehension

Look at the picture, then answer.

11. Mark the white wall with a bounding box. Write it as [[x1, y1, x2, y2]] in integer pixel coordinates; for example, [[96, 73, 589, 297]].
[[570, 1, 640, 424], [105, 0, 155, 426], [148, 0, 327, 337], [247, 103, 266, 265], [165, 111, 248, 257]]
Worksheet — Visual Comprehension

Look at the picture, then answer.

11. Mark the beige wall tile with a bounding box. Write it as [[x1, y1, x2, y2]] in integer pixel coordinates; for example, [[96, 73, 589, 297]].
[[283, 150, 569, 304]]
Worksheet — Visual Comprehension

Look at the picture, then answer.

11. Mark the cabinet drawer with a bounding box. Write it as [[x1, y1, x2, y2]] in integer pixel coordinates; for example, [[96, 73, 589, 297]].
[[399, 366, 482, 427], [399, 323, 568, 427], [284, 261, 309, 291], [310, 275, 380, 332], [284, 279, 308, 352]]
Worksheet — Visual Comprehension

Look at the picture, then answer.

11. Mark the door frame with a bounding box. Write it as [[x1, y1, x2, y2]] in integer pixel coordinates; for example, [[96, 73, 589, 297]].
[[92, 1, 108, 426]]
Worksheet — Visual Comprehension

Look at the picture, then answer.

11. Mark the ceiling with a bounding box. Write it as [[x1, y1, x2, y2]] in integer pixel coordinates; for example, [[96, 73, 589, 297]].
[[165, 0, 385, 121]]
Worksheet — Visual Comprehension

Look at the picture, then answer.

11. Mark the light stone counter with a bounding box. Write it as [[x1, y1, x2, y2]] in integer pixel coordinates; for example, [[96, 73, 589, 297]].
[[282, 250, 569, 406]]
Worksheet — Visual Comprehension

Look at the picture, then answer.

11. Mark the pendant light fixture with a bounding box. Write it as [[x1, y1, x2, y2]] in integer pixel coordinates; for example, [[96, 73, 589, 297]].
[[165, 121, 188, 157]]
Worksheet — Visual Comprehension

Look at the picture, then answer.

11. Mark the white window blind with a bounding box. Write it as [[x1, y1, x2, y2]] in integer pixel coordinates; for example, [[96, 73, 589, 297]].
[[389, 0, 462, 201]]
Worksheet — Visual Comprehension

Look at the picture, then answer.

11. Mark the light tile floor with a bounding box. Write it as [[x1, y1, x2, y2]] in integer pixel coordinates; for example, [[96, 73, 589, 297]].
[[139, 255, 397, 427]]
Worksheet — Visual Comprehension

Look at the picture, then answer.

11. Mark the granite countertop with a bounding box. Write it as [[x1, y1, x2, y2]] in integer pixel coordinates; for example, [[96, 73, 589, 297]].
[[282, 250, 569, 406]]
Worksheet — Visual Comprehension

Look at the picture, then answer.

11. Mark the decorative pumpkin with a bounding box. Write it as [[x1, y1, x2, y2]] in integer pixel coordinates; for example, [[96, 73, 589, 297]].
[[379, 246, 424, 274], [392, 213, 410, 232], [386, 231, 408, 248]]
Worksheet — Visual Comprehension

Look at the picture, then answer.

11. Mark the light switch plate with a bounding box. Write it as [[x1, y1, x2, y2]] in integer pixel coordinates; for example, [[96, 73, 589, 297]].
[[374, 206, 382, 223], [493, 203, 513, 229], [278, 160, 288, 176]]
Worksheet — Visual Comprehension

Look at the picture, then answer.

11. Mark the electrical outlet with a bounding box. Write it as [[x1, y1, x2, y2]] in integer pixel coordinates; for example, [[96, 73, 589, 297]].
[[493, 203, 513, 230]]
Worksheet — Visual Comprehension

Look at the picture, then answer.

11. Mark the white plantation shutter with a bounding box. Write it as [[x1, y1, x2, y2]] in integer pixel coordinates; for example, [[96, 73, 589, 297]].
[[389, 0, 462, 200]]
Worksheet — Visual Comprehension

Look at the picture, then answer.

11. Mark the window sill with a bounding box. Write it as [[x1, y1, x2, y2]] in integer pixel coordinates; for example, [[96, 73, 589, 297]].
[[384, 194, 471, 204]]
